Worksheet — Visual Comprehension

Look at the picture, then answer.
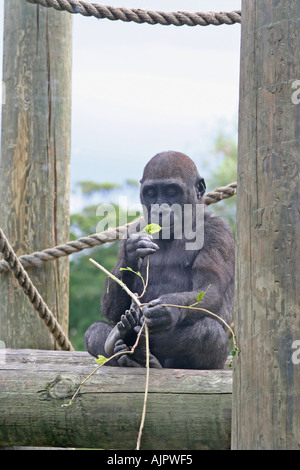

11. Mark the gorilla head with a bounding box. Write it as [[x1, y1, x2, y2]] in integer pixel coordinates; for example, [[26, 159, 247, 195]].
[[140, 151, 206, 204], [140, 151, 206, 238]]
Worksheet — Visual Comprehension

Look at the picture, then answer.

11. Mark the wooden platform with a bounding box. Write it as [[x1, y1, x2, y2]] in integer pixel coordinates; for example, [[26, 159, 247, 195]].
[[0, 349, 232, 450]]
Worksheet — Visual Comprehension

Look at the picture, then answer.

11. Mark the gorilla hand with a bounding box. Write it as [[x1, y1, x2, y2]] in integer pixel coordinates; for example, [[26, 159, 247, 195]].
[[141, 298, 179, 333], [125, 233, 159, 270], [114, 325, 162, 368], [113, 338, 140, 367], [104, 299, 140, 357]]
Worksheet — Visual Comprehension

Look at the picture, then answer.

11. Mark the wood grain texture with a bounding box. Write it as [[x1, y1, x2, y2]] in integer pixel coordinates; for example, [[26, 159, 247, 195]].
[[0, 1, 72, 349], [0, 349, 232, 450], [232, 0, 300, 450]]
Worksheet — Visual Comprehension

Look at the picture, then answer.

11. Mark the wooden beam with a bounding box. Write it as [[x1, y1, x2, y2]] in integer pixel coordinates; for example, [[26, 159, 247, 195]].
[[0, 0, 72, 349], [0, 349, 232, 450], [232, 0, 300, 449]]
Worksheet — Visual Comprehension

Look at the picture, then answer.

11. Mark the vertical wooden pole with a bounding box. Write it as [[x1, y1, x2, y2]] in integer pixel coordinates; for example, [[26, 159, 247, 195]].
[[0, 1, 72, 349], [232, 0, 300, 449]]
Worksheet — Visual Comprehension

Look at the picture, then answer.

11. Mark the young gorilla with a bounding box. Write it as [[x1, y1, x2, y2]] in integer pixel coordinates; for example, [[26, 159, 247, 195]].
[[84, 151, 235, 369]]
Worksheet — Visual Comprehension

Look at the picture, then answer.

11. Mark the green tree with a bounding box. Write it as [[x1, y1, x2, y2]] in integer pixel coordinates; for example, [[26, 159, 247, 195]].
[[76, 181, 122, 197], [69, 181, 140, 350], [69, 243, 120, 350], [206, 131, 238, 233]]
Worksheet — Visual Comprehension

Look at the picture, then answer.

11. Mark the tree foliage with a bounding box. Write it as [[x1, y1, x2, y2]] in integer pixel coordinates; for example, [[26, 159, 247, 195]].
[[69, 181, 139, 350], [205, 131, 237, 233]]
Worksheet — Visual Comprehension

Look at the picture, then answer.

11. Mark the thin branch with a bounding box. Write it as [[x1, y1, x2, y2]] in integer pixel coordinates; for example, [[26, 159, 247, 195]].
[[89, 258, 141, 308], [136, 324, 150, 450], [89, 257, 150, 450], [62, 320, 147, 408], [137, 255, 150, 299], [154, 303, 238, 351]]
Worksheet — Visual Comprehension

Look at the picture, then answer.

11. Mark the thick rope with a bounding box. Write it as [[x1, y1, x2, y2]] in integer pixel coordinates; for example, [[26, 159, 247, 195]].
[[204, 182, 237, 205], [0, 219, 140, 274], [26, 0, 241, 27], [0, 227, 74, 351], [0, 182, 237, 274]]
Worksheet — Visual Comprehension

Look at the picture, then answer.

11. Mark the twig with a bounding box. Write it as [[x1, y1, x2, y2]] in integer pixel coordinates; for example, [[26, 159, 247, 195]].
[[136, 323, 150, 450], [157, 303, 238, 351], [89, 258, 141, 307], [137, 255, 150, 299], [73, 258, 239, 450], [89, 257, 150, 450], [62, 320, 146, 408]]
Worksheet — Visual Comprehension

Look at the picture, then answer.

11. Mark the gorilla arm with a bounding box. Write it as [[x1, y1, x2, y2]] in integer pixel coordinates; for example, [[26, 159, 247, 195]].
[[142, 217, 235, 333], [101, 232, 159, 325], [141, 272, 225, 332]]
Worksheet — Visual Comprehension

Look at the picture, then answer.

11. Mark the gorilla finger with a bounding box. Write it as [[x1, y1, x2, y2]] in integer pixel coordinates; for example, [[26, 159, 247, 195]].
[[125, 310, 138, 328], [141, 306, 150, 318], [130, 300, 141, 322], [120, 314, 133, 331], [118, 355, 131, 367], [114, 343, 130, 354], [138, 233, 153, 241], [115, 339, 126, 347], [142, 304, 163, 319], [132, 308, 141, 325], [144, 315, 170, 329], [128, 233, 143, 241], [138, 240, 159, 251], [134, 325, 146, 338], [136, 248, 157, 258], [148, 298, 163, 307], [117, 320, 127, 334]]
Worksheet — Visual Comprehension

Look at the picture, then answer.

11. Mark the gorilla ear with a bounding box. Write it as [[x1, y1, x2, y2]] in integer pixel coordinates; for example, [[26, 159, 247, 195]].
[[196, 177, 206, 199]]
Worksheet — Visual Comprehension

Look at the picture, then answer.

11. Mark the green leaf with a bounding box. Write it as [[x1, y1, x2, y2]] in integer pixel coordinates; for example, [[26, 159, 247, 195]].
[[230, 350, 236, 357], [197, 292, 205, 302], [120, 267, 142, 278], [95, 355, 108, 365], [142, 223, 162, 235]]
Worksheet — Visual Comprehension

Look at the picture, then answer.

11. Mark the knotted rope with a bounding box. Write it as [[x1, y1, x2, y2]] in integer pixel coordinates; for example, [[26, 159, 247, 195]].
[[0, 182, 237, 274], [0, 227, 74, 351], [26, 0, 242, 27]]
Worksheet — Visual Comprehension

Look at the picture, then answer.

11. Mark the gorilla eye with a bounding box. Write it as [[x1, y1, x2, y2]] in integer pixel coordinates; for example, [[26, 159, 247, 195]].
[[143, 186, 157, 201], [165, 184, 181, 202]]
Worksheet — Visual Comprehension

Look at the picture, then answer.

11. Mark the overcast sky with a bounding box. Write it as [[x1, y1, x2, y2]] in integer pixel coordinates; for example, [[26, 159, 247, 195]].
[[0, 0, 241, 210]]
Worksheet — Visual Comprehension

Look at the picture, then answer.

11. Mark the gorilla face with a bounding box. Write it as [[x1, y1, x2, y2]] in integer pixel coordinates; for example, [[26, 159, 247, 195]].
[[141, 179, 184, 235]]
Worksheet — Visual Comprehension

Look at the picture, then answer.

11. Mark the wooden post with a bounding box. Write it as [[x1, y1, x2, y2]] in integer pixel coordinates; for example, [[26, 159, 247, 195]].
[[232, 0, 300, 449], [0, 350, 232, 450], [0, 1, 72, 349]]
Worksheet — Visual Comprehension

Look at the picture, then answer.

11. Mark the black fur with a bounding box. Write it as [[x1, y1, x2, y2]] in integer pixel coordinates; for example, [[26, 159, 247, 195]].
[[84, 151, 235, 369]]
